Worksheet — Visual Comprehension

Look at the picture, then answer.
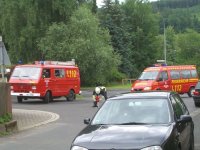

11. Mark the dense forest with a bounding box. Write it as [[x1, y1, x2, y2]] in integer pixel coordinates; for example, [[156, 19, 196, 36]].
[[0, 0, 200, 85]]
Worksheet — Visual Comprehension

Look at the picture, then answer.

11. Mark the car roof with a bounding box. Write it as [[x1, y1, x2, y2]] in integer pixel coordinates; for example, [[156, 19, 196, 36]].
[[108, 91, 174, 100], [15, 64, 78, 69]]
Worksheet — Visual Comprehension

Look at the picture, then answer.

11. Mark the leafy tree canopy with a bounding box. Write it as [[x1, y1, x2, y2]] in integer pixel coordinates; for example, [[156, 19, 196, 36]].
[[38, 5, 121, 85]]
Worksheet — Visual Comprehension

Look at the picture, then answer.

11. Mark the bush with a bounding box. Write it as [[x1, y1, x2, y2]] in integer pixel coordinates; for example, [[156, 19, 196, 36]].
[[0, 113, 12, 124]]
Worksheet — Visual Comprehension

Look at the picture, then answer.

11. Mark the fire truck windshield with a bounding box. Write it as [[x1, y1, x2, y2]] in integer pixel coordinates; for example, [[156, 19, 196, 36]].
[[11, 67, 41, 80], [138, 71, 159, 80]]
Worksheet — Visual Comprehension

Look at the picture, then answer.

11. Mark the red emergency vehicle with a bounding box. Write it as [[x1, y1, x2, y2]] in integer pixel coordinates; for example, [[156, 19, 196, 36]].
[[131, 64, 199, 97], [9, 60, 81, 103]]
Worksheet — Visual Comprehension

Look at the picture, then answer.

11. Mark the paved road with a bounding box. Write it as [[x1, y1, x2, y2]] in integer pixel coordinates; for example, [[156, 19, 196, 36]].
[[0, 89, 200, 150]]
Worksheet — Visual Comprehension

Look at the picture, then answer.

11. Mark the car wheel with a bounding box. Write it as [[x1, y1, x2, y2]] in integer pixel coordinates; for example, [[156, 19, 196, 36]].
[[67, 90, 75, 101], [44, 91, 52, 103], [17, 96, 23, 103], [188, 87, 195, 97]]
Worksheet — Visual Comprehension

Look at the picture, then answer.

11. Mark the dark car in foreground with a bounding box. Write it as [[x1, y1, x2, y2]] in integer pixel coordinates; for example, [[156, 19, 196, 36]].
[[71, 91, 194, 150], [193, 81, 200, 107]]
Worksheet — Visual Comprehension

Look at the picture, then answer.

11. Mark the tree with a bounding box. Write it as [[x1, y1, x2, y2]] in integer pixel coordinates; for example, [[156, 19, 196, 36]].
[[176, 29, 200, 71], [165, 26, 177, 65], [98, 0, 133, 77], [0, 0, 78, 64], [38, 5, 121, 85], [122, 0, 160, 77]]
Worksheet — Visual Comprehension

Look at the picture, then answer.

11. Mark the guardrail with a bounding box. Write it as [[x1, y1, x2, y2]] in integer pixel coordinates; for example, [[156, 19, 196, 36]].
[[122, 78, 136, 85]]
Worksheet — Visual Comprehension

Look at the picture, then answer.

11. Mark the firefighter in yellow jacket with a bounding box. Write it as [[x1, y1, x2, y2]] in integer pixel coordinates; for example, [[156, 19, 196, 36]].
[[92, 86, 107, 107]]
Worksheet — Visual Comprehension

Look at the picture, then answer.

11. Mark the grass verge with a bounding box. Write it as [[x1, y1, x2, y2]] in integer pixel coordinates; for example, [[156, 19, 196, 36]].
[[81, 83, 131, 90], [0, 113, 12, 124]]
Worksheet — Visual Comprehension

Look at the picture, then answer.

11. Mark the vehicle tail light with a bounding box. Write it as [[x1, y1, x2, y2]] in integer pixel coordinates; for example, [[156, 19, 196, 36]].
[[193, 91, 200, 96]]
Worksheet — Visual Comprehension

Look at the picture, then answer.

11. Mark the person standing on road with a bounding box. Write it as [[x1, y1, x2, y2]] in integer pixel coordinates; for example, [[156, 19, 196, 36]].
[[92, 86, 107, 107]]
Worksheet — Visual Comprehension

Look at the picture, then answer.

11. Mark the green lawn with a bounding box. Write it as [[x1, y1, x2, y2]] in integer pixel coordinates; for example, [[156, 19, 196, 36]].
[[81, 83, 132, 90]]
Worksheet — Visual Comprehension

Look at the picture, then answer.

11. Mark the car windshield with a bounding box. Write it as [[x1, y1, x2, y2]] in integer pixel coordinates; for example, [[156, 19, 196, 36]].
[[138, 71, 159, 80], [91, 98, 171, 125], [11, 67, 41, 80]]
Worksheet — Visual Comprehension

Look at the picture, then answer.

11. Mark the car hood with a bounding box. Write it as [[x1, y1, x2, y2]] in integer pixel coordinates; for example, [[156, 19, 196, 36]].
[[132, 80, 154, 89], [73, 124, 173, 149]]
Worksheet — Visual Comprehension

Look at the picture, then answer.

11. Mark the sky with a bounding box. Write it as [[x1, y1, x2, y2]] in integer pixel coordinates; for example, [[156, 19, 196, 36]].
[[96, 0, 158, 7]]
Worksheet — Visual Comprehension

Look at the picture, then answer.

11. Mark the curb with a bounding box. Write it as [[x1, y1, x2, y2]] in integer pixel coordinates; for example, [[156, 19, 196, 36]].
[[0, 120, 17, 133], [5, 120, 18, 132], [13, 109, 60, 131]]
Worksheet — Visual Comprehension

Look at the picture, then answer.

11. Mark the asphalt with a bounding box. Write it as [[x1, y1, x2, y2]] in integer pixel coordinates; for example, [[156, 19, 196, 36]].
[[12, 109, 60, 131], [12, 105, 200, 132]]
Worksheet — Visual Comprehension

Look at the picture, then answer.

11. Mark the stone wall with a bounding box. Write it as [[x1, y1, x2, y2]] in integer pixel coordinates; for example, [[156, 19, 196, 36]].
[[0, 83, 12, 116]]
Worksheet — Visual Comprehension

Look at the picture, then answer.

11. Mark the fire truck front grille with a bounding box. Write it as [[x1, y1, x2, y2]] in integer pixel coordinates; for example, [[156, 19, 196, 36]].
[[16, 90, 29, 93], [14, 84, 31, 92]]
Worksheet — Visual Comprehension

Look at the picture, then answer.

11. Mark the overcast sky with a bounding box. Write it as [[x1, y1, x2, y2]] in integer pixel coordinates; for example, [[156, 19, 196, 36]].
[[96, 0, 158, 7]]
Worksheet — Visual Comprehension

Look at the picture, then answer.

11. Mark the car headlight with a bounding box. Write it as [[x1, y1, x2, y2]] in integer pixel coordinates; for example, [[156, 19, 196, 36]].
[[144, 86, 152, 90], [71, 146, 88, 150], [141, 146, 162, 150]]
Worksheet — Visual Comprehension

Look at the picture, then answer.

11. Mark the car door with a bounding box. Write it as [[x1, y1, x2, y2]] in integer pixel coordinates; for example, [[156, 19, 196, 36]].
[[170, 94, 192, 150], [54, 68, 66, 96], [157, 71, 170, 90], [40, 68, 55, 96], [180, 70, 192, 93]]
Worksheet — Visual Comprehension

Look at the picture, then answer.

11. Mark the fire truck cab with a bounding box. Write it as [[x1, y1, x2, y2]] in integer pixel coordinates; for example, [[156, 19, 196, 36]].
[[9, 60, 81, 103], [131, 64, 199, 97]]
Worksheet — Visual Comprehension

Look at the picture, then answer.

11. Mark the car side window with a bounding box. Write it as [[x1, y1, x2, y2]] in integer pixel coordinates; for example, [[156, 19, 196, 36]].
[[191, 70, 198, 78], [170, 70, 180, 79], [173, 94, 188, 115], [181, 70, 191, 79], [170, 95, 183, 119], [158, 71, 168, 81], [170, 94, 189, 119], [42, 69, 50, 78], [55, 69, 65, 78]]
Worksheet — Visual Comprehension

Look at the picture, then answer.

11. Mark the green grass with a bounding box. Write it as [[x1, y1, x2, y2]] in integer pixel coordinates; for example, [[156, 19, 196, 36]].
[[0, 113, 13, 137], [0, 113, 12, 124], [76, 94, 84, 99], [81, 83, 132, 90], [0, 131, 11, 137], [106, 83, 132, 90]]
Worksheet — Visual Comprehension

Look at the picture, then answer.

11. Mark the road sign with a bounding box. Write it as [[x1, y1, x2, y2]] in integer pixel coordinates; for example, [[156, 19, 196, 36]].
[[0, 37, 11, 82]]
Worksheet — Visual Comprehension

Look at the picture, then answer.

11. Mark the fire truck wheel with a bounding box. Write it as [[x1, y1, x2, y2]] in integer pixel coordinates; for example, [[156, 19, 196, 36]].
[[188, 87, 195, 97], [44, 91, 52, 103], [67, 90, 75, 101], [17, 96, 23, 103]]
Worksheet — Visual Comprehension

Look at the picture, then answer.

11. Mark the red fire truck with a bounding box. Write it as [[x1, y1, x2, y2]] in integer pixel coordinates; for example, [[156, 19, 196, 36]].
[[9, 60, 81, 103], [131, 64, 199, 97]]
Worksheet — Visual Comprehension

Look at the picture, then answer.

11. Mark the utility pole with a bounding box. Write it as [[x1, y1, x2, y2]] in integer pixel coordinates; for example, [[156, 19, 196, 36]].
[[0, 36, 5, 81], [163, 21, 167, 64]]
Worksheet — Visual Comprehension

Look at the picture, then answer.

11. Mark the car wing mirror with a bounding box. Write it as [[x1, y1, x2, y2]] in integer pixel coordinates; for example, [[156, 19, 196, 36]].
[[178, 115, 192, 123], [84, 118, 90, 124]]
